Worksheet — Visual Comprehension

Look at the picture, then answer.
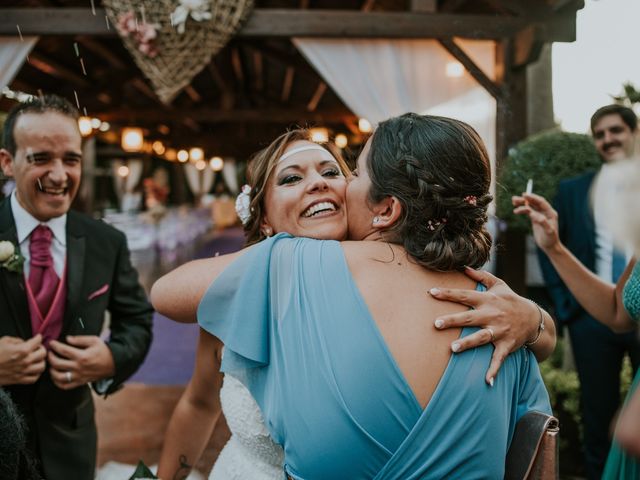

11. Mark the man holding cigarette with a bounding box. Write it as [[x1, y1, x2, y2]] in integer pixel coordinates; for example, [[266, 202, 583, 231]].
[[538, 104, 640, 479]]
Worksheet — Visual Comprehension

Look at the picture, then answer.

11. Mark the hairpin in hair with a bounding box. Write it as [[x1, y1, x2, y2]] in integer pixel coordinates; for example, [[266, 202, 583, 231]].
[[463, 195, 477, 206], [426, 218, 447, 231]]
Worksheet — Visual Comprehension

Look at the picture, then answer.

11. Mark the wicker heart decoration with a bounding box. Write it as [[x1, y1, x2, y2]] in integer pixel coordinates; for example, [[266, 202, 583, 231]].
[[104, 0, 253, 104]]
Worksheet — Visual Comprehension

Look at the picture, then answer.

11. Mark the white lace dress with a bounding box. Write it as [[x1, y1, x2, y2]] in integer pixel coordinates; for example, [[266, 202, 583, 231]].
[[209, 374, 285, 480]]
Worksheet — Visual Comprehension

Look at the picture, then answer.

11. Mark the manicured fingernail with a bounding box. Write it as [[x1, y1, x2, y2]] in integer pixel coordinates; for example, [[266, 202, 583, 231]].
[[429, 288, 441, 296], [451, 342, 461, 352], [489, 377, 494, 387], [435, 319, 444, 328]]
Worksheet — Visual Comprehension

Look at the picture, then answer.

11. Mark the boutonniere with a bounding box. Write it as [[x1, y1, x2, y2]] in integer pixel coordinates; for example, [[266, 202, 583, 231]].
[[0, 240, 25, 274]]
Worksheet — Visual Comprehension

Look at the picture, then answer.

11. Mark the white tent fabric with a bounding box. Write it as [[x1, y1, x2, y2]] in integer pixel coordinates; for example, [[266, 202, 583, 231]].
[[0, 36, 38, 91], [292, 38, 496, 162], [111, 159, 144, 206], [221, 158, 239, 194], [185, 163, 215, 198]]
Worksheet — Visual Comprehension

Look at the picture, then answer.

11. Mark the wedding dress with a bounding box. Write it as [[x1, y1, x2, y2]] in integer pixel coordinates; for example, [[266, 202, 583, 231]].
[[209, 374, 284, 480]]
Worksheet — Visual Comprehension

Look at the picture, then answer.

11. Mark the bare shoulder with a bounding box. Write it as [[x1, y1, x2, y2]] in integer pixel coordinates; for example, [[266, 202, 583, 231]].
[[339, 240, 391, 270], [340, 240, 476, 289]]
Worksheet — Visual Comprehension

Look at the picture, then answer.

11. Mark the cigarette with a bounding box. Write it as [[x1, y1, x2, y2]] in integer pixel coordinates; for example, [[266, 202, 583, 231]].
[[525, 179, 533, 195]]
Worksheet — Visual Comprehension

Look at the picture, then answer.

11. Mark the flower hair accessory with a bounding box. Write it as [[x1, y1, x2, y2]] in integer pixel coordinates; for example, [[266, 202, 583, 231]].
[[235, 184, 252, 225], [463, 195, 477, 206]]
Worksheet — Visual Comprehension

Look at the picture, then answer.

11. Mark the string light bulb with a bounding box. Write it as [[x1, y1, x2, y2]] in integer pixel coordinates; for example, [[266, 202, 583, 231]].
[[177, 149, 189, 163], [121, 127, 144, 152], [209, 156, 224, 171], [335, 133, 348, 149], [358, 118, 372, 133], [78, 117, 93, 137]]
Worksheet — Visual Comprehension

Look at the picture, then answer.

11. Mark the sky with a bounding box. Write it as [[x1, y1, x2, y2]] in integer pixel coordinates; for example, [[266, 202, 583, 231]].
[[553, 0, 640, 133]]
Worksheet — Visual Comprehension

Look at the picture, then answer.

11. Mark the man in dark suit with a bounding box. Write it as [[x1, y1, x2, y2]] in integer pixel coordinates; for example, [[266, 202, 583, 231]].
[[0, 94, 153, 479], [539, 104, 640, 479]]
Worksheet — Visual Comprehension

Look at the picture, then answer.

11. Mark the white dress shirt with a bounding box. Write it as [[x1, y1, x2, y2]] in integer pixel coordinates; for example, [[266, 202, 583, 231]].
[[11, 191, 67, 278]]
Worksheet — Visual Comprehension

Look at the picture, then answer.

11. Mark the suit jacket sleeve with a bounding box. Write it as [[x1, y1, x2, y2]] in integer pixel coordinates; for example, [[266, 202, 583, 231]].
[[537, 184, 583, 324], [103, 233, 153, 394]]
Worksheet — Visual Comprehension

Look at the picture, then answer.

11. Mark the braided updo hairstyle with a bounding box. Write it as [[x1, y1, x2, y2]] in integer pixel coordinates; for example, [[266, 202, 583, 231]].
[[243, 129, 349, 246], [367, 113, 492, 271]]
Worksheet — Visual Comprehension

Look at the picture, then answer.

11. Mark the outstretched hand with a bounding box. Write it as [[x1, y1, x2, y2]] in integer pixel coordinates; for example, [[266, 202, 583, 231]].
[[512, 193, 560, 252], [429, 267, 540, 385]]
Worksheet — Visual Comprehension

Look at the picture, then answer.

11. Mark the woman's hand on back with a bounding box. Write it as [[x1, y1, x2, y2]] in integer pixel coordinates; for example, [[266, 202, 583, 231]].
[[429, 267, 555, 385]]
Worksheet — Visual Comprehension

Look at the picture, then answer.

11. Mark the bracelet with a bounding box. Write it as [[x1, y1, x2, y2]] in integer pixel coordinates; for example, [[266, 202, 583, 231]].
[[524, 301, 545, 347]]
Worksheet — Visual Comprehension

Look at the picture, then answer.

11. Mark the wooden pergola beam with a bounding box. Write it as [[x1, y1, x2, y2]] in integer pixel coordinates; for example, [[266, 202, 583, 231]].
[[281, 66, 295, 103], [75, 36, 126, 69], [438, 39, 502, 100], [411, 0, 437, 13], [27, 52, 90, 88], [97, 107, 356, 124], [0, 8, 576, 41], [307, 82, 327, 112], [207, 62, 235, 110]]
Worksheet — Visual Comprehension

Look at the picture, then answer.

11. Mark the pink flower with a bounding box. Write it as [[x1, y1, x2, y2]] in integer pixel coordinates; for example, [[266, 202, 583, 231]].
[[137, 23, 157, 43], [116, 11, 137, 36]]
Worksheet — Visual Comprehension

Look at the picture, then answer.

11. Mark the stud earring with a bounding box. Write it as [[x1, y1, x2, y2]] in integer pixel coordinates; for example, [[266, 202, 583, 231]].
[[262, 226, 273, 237], [372, 216, 380, 225]]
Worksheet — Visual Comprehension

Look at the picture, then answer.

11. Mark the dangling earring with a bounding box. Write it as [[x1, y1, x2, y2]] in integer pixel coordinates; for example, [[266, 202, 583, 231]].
[[262, 226, 273, 237], [372, 216, 380, 226]]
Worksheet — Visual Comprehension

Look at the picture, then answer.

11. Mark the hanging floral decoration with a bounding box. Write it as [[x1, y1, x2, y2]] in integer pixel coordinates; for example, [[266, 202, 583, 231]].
[[104, 0, 255, 104]]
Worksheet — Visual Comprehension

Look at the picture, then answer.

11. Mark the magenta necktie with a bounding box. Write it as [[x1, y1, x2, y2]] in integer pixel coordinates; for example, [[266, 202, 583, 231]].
[[28, 225, 60, 317]]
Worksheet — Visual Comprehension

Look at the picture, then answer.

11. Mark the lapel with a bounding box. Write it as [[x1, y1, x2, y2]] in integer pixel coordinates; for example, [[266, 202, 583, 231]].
[[0, 200, 31, 338], [61, 211, 86, 336]]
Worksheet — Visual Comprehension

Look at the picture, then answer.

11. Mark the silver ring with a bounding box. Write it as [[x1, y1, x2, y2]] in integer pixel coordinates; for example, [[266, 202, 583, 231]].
[[486, 327, 496, 343], [65, 371, 72, 383]]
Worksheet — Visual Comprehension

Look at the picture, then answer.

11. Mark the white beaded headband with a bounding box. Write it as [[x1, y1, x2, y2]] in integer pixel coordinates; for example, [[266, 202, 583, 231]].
[[278, 144, 333, 163]]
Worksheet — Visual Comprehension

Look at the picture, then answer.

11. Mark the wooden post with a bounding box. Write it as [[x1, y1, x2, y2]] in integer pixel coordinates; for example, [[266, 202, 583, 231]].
[[495, 38, 528, 294]]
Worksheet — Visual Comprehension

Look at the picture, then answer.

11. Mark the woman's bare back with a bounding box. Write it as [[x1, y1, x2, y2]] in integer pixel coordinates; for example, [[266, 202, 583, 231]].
[[342, 240, 477, 409]]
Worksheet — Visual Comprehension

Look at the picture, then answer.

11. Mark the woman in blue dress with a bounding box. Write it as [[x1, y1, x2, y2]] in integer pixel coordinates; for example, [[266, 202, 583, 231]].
[[154, 114, 554, 479], [514, 182, 640, 478]]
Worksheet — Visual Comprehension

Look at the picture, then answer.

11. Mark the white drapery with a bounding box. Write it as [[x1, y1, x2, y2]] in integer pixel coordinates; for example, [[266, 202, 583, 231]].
[[221, 158, 239, 194], [293, 38, 496, 162], [0, 36, 38, 90], [111, 159, 144, 207], [184, 163, 215, 199]]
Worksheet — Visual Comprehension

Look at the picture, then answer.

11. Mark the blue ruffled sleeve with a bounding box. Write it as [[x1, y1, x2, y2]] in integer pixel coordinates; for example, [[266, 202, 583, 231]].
[[197, 233, 294, 375]]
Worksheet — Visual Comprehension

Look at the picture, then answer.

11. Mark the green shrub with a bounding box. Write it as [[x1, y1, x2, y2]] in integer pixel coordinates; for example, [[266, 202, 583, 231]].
[[496, 129, 601, 232]]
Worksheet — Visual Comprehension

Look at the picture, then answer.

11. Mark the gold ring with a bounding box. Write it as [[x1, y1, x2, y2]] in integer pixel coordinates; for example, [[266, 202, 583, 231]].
[[486, 327, 496, 343], [66, 371, 72, 383]]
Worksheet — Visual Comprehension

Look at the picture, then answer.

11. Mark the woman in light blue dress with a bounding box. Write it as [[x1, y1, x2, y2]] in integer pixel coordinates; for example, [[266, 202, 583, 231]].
[[154, 114, 553, 479]]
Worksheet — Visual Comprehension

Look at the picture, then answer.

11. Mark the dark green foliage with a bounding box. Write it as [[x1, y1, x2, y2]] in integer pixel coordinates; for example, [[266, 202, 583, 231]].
[[613, 82, 640, 105], [496, 129, 601, 232]]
